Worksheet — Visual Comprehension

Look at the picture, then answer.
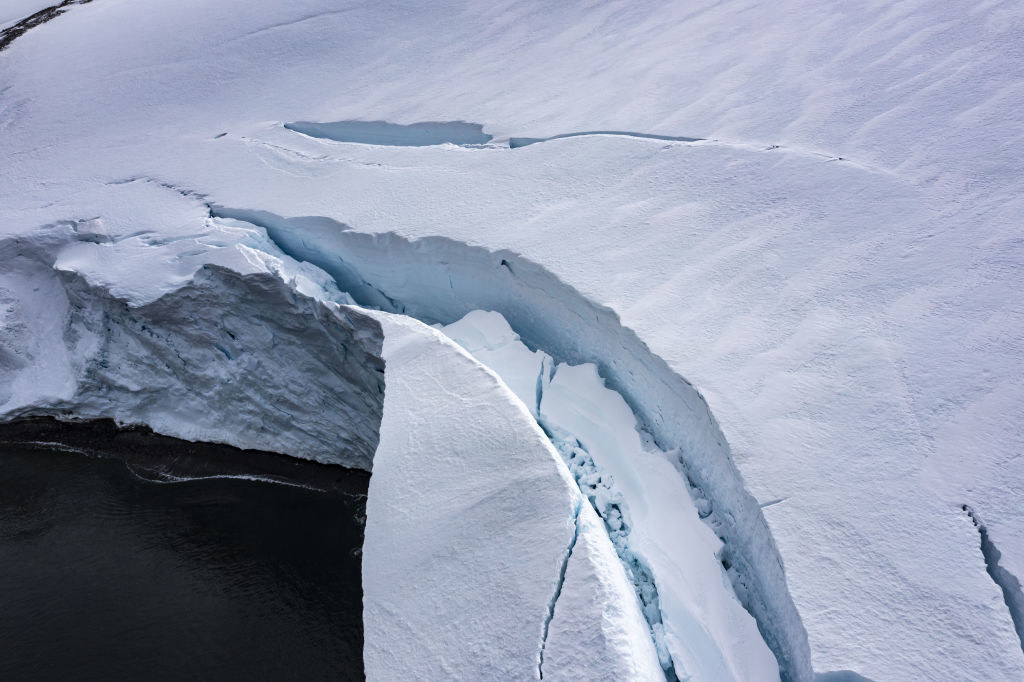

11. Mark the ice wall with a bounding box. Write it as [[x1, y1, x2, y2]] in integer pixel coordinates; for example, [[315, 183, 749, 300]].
[[0, 221, 385, 467], [443, 310, 780, 681]]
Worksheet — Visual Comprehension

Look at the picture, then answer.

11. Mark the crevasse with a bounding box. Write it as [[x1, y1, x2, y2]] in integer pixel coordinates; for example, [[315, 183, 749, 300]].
[[208, 205, 812, 681]]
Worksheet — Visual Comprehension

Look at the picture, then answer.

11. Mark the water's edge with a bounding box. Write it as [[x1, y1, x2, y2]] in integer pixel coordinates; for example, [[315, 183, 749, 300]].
[[0, 416, 370, 495]]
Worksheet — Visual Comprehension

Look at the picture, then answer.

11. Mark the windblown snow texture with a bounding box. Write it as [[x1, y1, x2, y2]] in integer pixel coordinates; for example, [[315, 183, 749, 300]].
[[1, 0, 1023, 679]]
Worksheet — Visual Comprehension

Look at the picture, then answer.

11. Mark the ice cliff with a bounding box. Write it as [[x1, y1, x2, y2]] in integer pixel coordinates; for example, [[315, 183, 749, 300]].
[[0, 213, 385, 467]]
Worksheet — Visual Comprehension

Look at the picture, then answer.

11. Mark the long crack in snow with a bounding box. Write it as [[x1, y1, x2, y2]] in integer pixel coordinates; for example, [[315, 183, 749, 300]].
[[538, 498, 583, 680], [553, 438, 679, 680], [963, 505, 1024, 655]]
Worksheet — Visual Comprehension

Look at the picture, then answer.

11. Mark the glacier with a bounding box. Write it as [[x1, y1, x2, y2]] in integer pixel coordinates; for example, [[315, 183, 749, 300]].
[[1, 0, 1023, 679]]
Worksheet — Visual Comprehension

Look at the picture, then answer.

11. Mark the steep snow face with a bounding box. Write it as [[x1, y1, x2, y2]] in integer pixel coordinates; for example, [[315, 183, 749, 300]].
[[442, 310, 780, 682], [363, 311, 664, 680], [0, 206, 385, 467]]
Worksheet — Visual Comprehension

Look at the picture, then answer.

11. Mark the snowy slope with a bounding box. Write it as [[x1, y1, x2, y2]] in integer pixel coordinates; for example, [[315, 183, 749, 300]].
[[0, 0, 1022, 679]]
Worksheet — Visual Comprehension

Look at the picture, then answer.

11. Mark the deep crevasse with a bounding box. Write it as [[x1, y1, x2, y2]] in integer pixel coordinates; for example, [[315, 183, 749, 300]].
[[442, 310, 780, 682]]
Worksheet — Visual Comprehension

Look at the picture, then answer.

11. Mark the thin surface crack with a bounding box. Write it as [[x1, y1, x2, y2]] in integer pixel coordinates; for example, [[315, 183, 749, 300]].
[[538, 498, 582, 679]]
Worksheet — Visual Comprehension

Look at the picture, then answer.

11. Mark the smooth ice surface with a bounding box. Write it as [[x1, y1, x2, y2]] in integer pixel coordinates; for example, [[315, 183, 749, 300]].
[[284, 120, 492, 147], [363, 312, 662, 680], [442, 310, 780, 682], [1, 0, 1023, 678]]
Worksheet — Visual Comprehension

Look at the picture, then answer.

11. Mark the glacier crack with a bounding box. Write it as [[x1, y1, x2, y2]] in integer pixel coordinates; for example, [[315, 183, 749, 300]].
[[279, 119, 702, 150], [538, 498, 583, 680], [963, 504, 1024, 654], [207, 204, 811, 680], [283, 120, 493, 147], [509, 131, 703, 148], [553, 437, 679, 680]]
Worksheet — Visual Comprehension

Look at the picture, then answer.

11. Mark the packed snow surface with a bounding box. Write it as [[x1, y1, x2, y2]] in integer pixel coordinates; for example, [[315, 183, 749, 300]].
[[1, 0, 1023, 679]]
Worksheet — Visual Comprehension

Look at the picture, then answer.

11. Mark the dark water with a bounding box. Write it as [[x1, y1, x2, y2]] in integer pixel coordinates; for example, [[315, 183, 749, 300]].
[[0, 428, 366, 681]]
